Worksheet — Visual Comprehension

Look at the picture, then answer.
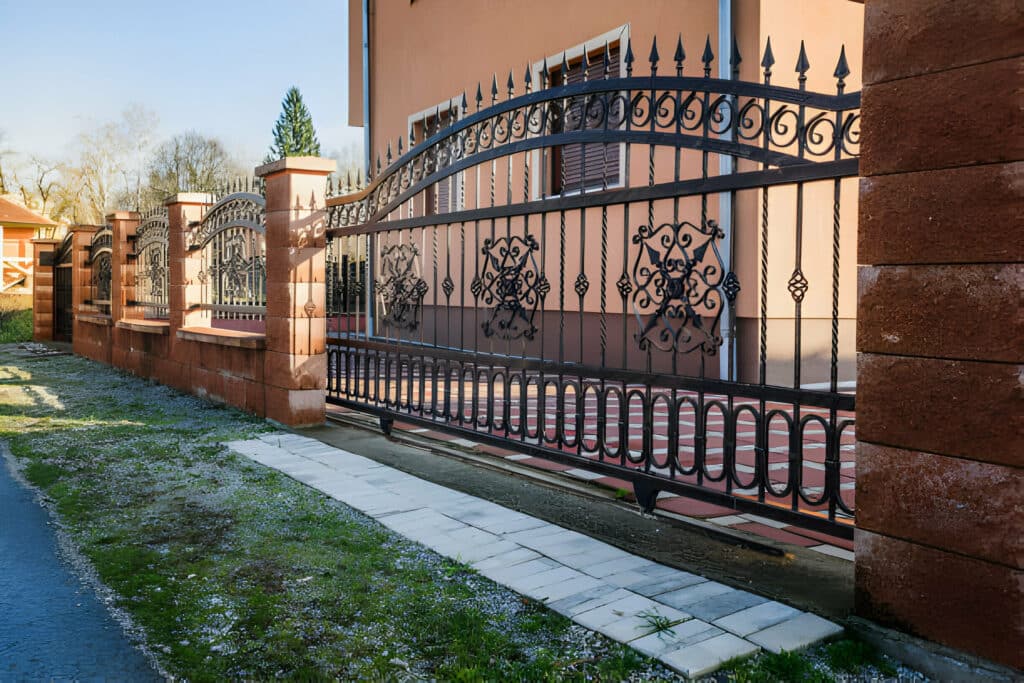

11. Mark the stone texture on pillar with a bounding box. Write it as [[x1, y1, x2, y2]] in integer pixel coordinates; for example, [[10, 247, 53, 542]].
[[856, 0, 1023, 671], [30, 238, 59, 341], [107, 212, 140, 371], [257, 156, 335, 427], [165, 193, 212, 393]]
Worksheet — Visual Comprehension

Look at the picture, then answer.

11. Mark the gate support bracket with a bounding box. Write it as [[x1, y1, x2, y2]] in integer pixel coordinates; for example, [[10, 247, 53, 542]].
[[634, 481, 661, 515], [379, 416, 394, 436]]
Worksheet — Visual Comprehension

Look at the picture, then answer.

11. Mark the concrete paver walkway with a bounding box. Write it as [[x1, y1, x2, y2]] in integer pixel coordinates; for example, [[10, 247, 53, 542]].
[[228, 433, 843, 678], [0, 451, 160, 682]]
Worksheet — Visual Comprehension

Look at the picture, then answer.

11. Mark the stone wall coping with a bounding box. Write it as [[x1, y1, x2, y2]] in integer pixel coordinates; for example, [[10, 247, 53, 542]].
[[77, 313, 113, 327], [116, 319, 170, 335], [163, 192, 214, 207], [177, 326, 267, 349], [69, 225, 101, 234], [256, 156, 336, 178], [105, 211, 140, 221]]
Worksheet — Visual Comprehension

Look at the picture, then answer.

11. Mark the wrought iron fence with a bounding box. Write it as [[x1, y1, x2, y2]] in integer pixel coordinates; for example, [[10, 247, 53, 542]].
[[54, 233, 74, 340], [87, 226, 113, 315], [324, 36, 859, 538], [132, 207, 169, 319], [190, 184, 267, 324]]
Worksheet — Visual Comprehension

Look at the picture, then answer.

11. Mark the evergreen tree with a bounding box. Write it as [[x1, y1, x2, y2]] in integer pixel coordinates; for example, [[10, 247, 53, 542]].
[[266, 87, 321, 161]]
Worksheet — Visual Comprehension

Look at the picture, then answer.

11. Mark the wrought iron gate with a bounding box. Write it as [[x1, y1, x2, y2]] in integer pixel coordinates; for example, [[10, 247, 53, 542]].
[[53, 233, 73, 341], [325, 38, 859, 538]]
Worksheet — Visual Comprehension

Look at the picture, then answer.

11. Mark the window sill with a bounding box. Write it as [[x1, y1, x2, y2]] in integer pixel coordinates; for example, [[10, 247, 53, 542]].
[[77, 313, 112, 327], [176, 326, 266, 349], [116, 319, 169, 335]]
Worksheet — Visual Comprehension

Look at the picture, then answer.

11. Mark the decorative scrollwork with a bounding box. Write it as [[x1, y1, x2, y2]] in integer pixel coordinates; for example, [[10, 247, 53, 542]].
[[788, 269, 809, 303], [377, 243, 428, 331], [631, 220, 725, 355], [92, 252, 112, 303], [135, 209, 169, 316], [326, 75, 861, 232], [191, 192, 265, 248], [476, 234, 549, 341]]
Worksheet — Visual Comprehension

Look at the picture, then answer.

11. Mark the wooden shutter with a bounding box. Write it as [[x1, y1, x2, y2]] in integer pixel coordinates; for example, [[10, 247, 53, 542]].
[[552, 45, 620, 193]]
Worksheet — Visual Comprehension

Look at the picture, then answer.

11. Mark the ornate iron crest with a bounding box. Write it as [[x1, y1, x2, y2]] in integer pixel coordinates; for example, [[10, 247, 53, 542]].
[[93, 252, 112, 302], [88, 228, 112, 263], [472, 234, 549, 341], [203, 231, 265, 303], [378, 243, 428, 331], [631, 220, 725, 355], [191, 193, 265, 248], [136, 210, 169, 305]]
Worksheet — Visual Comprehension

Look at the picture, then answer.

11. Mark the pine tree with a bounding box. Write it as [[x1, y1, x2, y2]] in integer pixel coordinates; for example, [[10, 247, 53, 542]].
[[266, 87, 321, 162]]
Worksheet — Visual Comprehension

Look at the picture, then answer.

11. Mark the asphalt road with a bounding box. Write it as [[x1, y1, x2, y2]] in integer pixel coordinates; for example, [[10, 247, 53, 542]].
[[0, 450, 160, 682]]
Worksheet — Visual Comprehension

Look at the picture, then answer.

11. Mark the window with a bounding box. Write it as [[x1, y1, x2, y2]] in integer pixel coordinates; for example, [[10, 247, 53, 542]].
[[413, 108, 461, 216], [550, 43, 621, 194]]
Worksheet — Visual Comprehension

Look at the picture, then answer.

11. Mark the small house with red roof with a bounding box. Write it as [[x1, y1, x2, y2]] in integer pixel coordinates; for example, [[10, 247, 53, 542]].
[[0, 197, 57, 293]]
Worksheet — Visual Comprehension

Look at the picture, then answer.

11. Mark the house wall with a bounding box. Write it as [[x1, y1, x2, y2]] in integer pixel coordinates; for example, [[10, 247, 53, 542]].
[[347, 0, 864, 385]]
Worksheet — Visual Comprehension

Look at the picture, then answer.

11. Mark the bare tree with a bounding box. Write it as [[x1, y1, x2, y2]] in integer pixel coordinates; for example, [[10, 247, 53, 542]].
[[76, 106, 159, 220], [143, 131, 240, 205]]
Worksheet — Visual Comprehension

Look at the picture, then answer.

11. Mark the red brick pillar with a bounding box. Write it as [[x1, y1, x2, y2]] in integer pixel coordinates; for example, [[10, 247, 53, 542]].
[[108, 211, 139, 369], [30, 238, 59, 341], [165, 193, 212, 387], [257, 157, 335, 426], [855, 1, 1023, 670]]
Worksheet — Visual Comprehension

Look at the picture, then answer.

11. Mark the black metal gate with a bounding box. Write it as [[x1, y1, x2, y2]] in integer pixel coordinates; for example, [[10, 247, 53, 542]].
[[325, 37, 859, 538], [53, 233, 73, 341]]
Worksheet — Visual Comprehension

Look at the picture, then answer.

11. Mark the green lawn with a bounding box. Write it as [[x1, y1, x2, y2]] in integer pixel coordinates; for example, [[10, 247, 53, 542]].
[[0, 347, 669, 681], [0, 346, 903, 681], [0, 308, 32, 343]]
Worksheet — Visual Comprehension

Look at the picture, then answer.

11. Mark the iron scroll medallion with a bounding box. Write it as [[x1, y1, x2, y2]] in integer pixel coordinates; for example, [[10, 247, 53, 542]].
[[473, 234, 549, 341], [377, 243, 428, 331], [631, 219, 725, 355]]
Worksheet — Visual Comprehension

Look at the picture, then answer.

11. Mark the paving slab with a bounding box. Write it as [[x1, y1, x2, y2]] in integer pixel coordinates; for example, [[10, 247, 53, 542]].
[[228, 435, 844, 678]]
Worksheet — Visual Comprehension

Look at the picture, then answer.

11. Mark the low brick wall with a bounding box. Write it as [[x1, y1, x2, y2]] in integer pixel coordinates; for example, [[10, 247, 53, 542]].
[[41, 157, 335, 427]]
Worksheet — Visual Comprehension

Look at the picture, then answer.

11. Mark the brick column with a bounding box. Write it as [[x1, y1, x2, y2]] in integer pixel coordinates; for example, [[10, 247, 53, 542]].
[[855, 1, 1023, 670], [165, 193, 212, 382], [107, 211, 140, 368], [257, 156, 335, 426], [30, 238, 59, 341]]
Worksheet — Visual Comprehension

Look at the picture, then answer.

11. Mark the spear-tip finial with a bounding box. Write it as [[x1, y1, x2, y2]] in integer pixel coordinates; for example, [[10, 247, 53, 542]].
[[541, 56, 549, 87], [490, 74, 499, 101], [731, 36, 742, 73], [507, 69, 515, 95], [648, 35, 660, 73], [560, 52, 569, 83], [397, 136, 403, 156], [795, 40, 810, 81], [833, 44, 850, 83], [581, 48, 590, 79], [674, 34, 685, 74], [701, 35, 714, 75], [386, 140, 392, 165], [624, 37, 634, 75], [524, 63, 533, 89], [761, 36, 776, 74]]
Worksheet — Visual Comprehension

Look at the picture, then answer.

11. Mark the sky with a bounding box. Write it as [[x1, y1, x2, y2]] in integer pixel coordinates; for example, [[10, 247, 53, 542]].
[[0, 0, 363, 167]]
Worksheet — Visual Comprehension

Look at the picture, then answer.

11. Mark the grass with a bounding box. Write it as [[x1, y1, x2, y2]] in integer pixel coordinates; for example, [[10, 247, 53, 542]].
[[0, 347, 672, 681], [0, 308, 32, 343], [717, 637, 900, 682]]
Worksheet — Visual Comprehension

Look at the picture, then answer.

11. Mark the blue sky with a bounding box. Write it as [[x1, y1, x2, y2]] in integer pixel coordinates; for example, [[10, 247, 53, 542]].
[[1, 0, 362, 166]]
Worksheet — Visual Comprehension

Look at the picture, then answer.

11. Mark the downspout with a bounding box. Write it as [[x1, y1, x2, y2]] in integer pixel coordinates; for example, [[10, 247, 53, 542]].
[[362, 0, 371, 175], [718, 0, 737, 381], [362, 0, 375, 337]]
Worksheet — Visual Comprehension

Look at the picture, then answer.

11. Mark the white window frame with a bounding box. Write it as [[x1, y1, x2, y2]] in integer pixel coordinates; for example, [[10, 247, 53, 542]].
[[530, 23, 630, 200]]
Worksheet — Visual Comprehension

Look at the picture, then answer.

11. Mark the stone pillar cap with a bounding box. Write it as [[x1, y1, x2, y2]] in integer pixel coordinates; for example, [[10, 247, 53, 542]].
[[105, 211, 140, 221], [30, 237, 61, 244], [164, 192, 215, 206], [69, 224, 102, 233], [256, 156, 336, 177]]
